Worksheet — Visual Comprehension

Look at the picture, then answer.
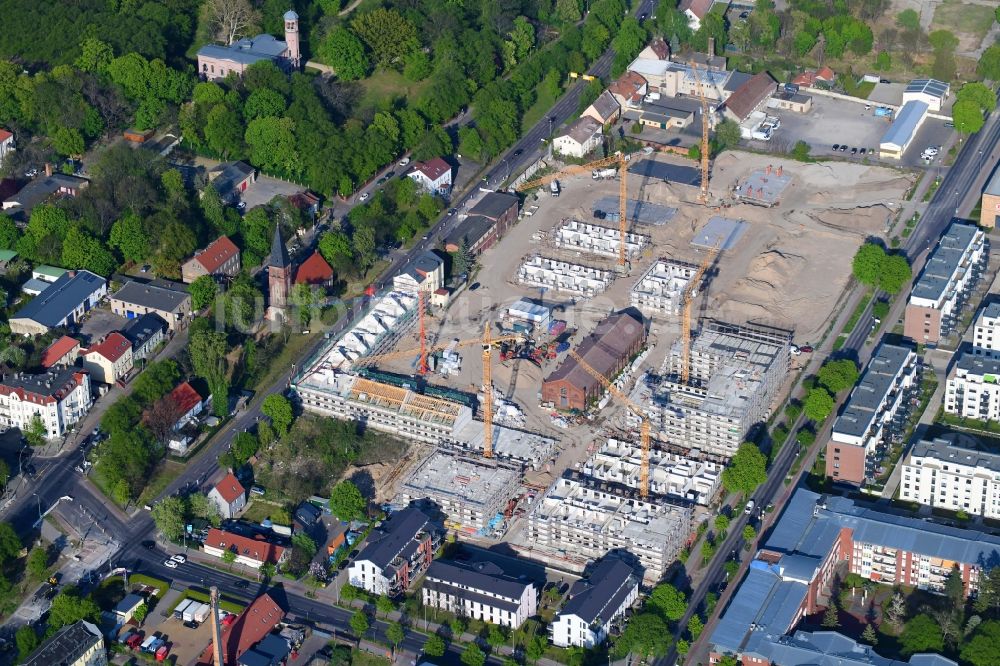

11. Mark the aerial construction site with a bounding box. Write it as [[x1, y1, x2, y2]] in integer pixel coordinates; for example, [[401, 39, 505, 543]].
[[292, 144, 915, 564]]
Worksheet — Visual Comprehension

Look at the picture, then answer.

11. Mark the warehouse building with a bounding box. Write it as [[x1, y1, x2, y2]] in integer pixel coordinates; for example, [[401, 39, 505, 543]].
[[629, 259, 697, 317], [826, 343, 919, 485], [444, 192, 519, 254], [899, 435, 1000, 519], [879, 100, 928, 160], [979, 168, 1000, 229], [396, 449, 522, 535], [903, 222, 986, 344], [422, 560, 537, 628], [552, 219, 649, 260], [10, 269, 107, 336], [582, 438, 721, 505], [526, 471, 691, 583], [543, 310, 646, 412], [650, 322, 790, 459]]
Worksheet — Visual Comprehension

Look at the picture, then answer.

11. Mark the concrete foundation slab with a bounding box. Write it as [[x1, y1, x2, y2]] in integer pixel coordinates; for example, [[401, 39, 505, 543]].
[[592, 196, 678, 226], [627, 159, 702, 186], [692, 216, 749, 250], [734, 166, 792, 206]]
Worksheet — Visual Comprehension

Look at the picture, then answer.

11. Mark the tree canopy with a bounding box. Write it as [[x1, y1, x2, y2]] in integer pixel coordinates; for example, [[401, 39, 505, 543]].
[[721, 442, 767, 495], [330, 480, 366, 521], [818, 359, 860, 394]]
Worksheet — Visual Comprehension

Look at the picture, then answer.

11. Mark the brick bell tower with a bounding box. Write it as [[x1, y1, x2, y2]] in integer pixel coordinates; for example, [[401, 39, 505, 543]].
[[284, 10, 301, 69], [267, 223, 292, 322]]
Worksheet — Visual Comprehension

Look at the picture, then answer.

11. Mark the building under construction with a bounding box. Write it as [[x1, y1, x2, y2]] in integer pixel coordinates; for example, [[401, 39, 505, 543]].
[[649, 321, 791, 459], [552, 219, 650, 260], [517, 255, 614, 298], [396, 449, 522, 535], [630, 259, 697, 317], [525, 471, 692, 582]]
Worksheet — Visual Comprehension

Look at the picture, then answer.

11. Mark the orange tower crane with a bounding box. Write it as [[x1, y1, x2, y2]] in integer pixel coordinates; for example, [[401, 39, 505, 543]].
[[567, 349, 652, 498], [689, 61, 712, 204], [516, 152, 630, 266], [680, 243, 720, 385]]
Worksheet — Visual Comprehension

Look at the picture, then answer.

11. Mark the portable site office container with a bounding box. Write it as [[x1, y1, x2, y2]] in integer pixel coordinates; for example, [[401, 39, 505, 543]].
[[173, 599, 193, 619], [182, 603, 199, 622], [192, 603, 210, 623]]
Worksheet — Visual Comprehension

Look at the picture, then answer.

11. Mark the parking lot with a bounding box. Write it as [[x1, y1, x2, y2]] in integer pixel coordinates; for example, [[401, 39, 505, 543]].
[[145, 612, 213, 665], [76, 305, 126, 345], [901, 119, 954, 168], [240, 175, 303, 210], [767, 95, 888, 159]]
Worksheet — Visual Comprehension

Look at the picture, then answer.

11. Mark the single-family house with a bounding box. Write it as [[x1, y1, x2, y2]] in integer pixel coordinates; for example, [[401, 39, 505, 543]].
[[679, 0, 715, 30], [287, 190, 321, 218], [723, 72, 777, 123], [168, 381, 205, 431], [181, 236, 241, 283], [638, 37, 670, 61], [293, 250, 334, 287], [392, 251, 444, 293], [209, 161, 256, 203], [1, 169, 88, 215], [203, 528, 287, 570], [208, 472, 247, 519], [791, 67, 835, 88], [552, 117, 603, 158], [443, 192, 520, 254], [40, 336, 80, 369], [113, 593, 145, 624], [0, 129, 12, 163], [581, 90, 622, 125], [197, 12, 301, 81], [80, 332, 133, 385], [608, 71, 648, 109], [109, 280, 191, 331], [120, 312, 168, 361], [293, 502, 322, 533], [10, 270, 107, 336], [407, 157, 452, 195]]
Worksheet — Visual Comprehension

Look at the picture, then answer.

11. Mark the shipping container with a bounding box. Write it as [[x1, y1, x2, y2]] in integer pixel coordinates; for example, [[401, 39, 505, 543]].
[[548, 320, 567, 336], [173, 599, 193, 619], [193, 603, 210, 623]]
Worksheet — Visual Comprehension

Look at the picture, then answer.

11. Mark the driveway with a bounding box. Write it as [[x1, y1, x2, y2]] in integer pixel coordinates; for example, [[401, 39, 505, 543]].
[[241, 175, 303, 210], [76, 306, 127, 345]]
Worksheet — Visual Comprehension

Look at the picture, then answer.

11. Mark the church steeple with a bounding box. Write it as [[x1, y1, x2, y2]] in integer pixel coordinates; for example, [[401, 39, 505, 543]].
[[268, 223, 290, 269], [267, 223, 292, 321]]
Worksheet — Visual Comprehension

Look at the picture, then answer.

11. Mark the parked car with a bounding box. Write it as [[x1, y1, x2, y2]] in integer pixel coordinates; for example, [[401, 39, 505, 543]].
[[142, 540, 155, 550], [839, 145, 848, 152], [398, 157, 410, 167], [359, 192, 369, 202], [745, 500, 756, 514], [832, 144, 840, 151]]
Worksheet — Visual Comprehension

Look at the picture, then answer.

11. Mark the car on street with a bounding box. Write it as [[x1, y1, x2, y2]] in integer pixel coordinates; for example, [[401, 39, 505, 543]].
[[513, 149, 523, 156], [745, 500, 756, 514], [924, 146, 940, 156], [170, 554, 186, 564], [859, 148, 866, 155], [359, 192, 369, 202], [832, 144, 840, 151], [398, 157, 410, 167], [164, 560, 178, 569], [142, 540, 155, 550], [234, 580, 249, 589], [376, 176, 388, 185], [839, 145, 847, 152], [851, 147, 858, 155], [798, 345, 814, 353]]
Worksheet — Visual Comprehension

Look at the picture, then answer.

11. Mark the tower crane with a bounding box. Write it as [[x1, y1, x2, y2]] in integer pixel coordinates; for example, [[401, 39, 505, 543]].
[[516, 152, 631, 267], [350, 328, 526, 458], [688, 61, 712, 204], [567, 349, 652, 498], [680, 242, 720, 385]]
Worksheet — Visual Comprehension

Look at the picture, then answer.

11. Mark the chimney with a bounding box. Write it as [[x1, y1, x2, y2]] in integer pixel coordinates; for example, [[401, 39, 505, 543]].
[[707, 37, 715, 57], [210, 586, 225, 666], [44, 163, 52, 177]]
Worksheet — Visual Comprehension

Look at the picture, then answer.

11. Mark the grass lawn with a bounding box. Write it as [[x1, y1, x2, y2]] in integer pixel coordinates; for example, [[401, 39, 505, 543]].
[[522, 85, 562, 134], [241, 500, 292, 526], [249, 327, 325, 392], [352, 650, 391, 666], [137, 460, 186, 507], [359, 70, 430, 112], [931, 0, 996, 42]]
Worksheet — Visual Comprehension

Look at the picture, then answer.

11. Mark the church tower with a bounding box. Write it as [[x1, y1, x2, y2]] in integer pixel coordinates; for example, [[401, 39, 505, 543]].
[[284, 10, 301, 69], [267, 223, 292, 322]]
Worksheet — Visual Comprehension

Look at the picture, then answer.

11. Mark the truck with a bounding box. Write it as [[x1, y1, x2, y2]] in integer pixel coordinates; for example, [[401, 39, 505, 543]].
[[140, 635, 158, 652], [155, 645, 170, 662], [549, 180, 560, 196], [192, 603, 210, 624], [592, 168, 616, 179], [173, 599, 193, 620]]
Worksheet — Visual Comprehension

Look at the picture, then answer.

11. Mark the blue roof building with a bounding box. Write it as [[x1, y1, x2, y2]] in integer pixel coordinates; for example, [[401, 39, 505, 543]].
[[10, 270, 107, 336], [197, 10, 300, 81], [879, 100, 928, 159]]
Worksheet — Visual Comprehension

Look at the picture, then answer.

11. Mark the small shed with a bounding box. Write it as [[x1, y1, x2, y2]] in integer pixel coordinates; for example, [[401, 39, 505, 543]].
[[114, 593, 145, 624]]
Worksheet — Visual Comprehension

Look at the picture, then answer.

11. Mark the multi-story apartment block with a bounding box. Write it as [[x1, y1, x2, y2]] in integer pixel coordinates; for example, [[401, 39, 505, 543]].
[[422, 560, 537, 628], [899, 436, 1000, 519], [650, 321, 791, 459], [945, 354, 1000, 421], [903, 222, 986, 345], [551, 558, 640, 648], [971, 301, 1000, 356], [23, 620, 107, 666], [827, 343, 918, 485], [526, 471, 691, 583], [348, 507, 434, 597], [0, 368, 92, 439]]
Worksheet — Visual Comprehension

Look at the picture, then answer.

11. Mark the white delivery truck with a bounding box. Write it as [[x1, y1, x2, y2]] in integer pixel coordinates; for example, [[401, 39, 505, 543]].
[[550, 180, 560, 196]]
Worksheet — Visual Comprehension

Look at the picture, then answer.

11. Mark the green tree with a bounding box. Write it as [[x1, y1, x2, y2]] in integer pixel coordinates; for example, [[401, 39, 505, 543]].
[[715, 119, 741, 150], [899, 613, 944, 656], [822, 602, 840, 628], [953, 99, 986, 134], [351, 8, 417, 66], [53, 127, 84, 157], [15, 625, 39, 662], [0, 459, 8, 488], [189, 275, 218, 311], [350, 610, 369, 639], [109, 212, 150, 263], [292, 532, 318, 560], [896, 9, 920, 31], [260, 561, 276, 580], [973, 566, 1000, 614], [387, 622, 405, 655], [977, 45, 1000, 81], [804, 388, 835, 422], [461, 644, 486, 666], [26, 547, 48, 579], [48, 588, 100, 629], [111, 479, 131, 506], [62, 227, 117, 276], [555, 0, 582, 22], [614, 613, 670, 659], [319, 27, 369, 80], [743, 524, 757, 543], [714, 514, 730, 534], [245, 116, 299, 176], [403, 50, 432, 81], [205, 104, 245, 159], [819, 359, 860, 394], [861, 622, 878, 645], [878, 254, 911, 294], [261, 393, 293, 435], [222, 549, 237, 570], [944, 566, 966, 607], [790, 141, 812, 161], [486, 624, 506, 647], [957, 82, 997, 113], [875, 51, 892, 71], [648, 583, 687, 622], [133, 602, 149, 623], [961, 620, 1000, 666], [24, 414, 47, 447], [151, 496, 186, 541], [852, 242, 885, 286], [330, 480, 366, 521], [376, 594, 395, 618], [244, 88, 286, 120], [687, 615, 704, 640], [423, 634, 446, 658], [721, 442, 768, 495]]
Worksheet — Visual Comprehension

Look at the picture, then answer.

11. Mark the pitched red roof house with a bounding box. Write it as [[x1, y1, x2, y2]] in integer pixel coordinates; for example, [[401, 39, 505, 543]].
[[199, 592, 285, 666], [679, 0, 714, 20], [609, 71, 648, 105], [724, 72, 777, 122], [40, 335, 80, 369], [81, 332, 131, 363], [170, 381, 203, 414], [791, 67, 836, 87], [0, 129, 11, 143], [647, 37, 670, 60], [294, 251, 334, 286], [213, 472, 246, 505], [204, 528, 285, 565], [191, 236, 239, 274], [412, 157, 451, 182]]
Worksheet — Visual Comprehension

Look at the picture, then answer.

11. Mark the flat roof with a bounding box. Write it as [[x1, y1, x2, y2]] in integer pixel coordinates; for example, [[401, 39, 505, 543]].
[[692, 216, 748, 250], [986, 165, 1000, 197], [592, 196, 677, 226], [833, 343, 914, 438], [910, 222, 981, 303], [112, 279, 190, 313], [909, 436, 1000, 474], [398, 449, 521, 509], [627, 159, 701, 186], [880, 100, 928, 149]]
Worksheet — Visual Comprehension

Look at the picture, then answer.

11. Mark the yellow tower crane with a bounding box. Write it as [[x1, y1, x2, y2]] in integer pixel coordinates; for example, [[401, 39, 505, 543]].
[[516, 152, 630, 267], [680, 242, 720, 385], [350, 328, 525, 458], [567, 349, 652, 498], [688, 61, 712, 204]]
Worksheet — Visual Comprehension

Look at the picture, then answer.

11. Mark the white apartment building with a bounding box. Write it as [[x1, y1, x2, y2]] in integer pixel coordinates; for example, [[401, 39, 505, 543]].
[[630, 259, 696, 317], [349, 508, 433, 597], [899, 436, 1000, 519], [551, 558, 639, 648], [827, 343, 919, 485], [0, 368, 92, 439], [945, 354, 1000, 421], [971, 301, 1000, 356], [422, 560, 537, 628], [904, 222, 986, 344]]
